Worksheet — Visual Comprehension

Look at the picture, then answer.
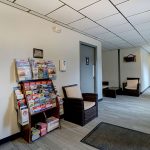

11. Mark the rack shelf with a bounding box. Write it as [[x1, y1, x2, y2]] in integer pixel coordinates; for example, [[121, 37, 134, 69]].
[[30, 106, 56, 116], [19, 79, 60, 143]]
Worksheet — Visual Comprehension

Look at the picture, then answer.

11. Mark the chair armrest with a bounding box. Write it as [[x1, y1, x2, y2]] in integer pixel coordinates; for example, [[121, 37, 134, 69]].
[[137, 83, 140, 90], [63, 98, 84, 110], [123, 82, 127, 90], [82, 93, 98, 102]]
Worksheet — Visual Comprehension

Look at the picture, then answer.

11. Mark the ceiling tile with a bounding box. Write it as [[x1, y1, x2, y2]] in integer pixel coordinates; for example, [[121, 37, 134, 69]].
[[128, 11, 150, 25], [60, 0, 99, 10], [48, 6, 84, 24], [118, 30, 146, 44], [117, 0, 150, 17], [80, 0, 118, 21], [97, 32, 117, 40], [140, 30, 150, 41], [97, 13, 127, 28], [84, 26, 108, 36], [119, 30, 140, 38], [102, 42, 118, 49], [69, 18, 98, 31], [135, 21, 150, 32], [15, 0, 63, 15], [109, 23, 133, 33], [115, 42, 133, 48], [111, 0, 129, 5], [130, 41, 147, 47], [142, 44, 150, 52], [0, 0, 29, 11], [105, 37, 128, 44]]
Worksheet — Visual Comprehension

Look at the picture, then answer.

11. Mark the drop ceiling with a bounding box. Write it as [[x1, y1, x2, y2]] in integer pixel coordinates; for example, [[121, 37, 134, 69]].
[[0, 0, 150, 51]]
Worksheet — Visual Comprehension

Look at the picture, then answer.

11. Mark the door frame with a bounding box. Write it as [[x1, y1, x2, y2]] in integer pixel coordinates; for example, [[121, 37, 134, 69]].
[[79, 41, 97, 93]]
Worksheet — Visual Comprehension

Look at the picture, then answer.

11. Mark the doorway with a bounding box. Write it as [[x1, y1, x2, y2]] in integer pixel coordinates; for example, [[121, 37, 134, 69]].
[[80, 42, 96, 93]]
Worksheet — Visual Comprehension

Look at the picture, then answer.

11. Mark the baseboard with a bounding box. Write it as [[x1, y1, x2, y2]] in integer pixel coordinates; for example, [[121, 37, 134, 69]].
[[98, 98, 103, 102], [140, 86, 150, 94], [0, 132, 21, 145]]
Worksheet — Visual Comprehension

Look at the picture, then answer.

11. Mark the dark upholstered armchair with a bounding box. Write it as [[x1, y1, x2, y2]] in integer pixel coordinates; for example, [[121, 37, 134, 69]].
[[62, 84, 98, 126], [123, 78, 140, 97], [102, 81, 109, 89]]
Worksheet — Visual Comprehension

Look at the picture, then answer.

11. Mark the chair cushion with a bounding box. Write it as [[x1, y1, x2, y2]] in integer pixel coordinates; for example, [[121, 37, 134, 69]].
[[65, 85, 83, 99], [103, 85, 108, 89], [125, 86, 137, 90], [126, 79, 138, 89], [84, 101, 95, 110]]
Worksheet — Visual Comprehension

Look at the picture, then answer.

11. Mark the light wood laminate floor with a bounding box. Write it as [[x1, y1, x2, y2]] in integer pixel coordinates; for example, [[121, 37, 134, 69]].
[[1, 90, 150, 150]]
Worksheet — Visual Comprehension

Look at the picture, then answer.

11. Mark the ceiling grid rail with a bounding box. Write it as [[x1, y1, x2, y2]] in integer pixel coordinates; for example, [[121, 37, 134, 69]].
[[0, 0, 149, 50]]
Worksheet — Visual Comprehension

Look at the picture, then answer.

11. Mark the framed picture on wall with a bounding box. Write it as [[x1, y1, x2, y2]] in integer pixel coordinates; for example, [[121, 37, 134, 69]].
[[33, 48, 43, 58]]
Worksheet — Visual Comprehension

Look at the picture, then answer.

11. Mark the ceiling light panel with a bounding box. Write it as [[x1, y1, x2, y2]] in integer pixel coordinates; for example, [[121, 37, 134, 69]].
[[110, 0, 129, 5], [0, 0, 29, 11], [48, 6, 84, 24], [80, 0, 118, 21], [84, 26, 108, 36], [97, 13, 127, 28], [60, 0, 99, 10], [117, 0, 150, 17], [109, 23, 133, 33], [128, 11, 150, 26], [15, 0, 63, 15], [69, 18, 99, 31]]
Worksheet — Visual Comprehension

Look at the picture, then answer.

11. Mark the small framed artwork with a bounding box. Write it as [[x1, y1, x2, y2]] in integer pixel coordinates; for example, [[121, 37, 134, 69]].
[[33, 48, 43, 58]]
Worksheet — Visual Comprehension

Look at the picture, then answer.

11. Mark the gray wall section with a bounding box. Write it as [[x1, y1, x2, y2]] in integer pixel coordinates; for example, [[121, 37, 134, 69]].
[[102, 50, 119, 87]]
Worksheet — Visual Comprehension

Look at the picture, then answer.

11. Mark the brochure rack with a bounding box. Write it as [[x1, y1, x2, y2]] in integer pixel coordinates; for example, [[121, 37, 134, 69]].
[[19, 79, 60, 143]]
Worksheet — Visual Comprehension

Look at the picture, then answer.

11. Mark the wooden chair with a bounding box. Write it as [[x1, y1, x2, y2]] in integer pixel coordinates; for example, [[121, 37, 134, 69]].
[[62, 84, 98, 126]]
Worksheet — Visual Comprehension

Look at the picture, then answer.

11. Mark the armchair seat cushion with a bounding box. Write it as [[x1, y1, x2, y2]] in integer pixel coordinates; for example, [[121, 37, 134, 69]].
[[103, 85, 109, 89], [84, 101, 95, 110], [125, 86, 137, 90]]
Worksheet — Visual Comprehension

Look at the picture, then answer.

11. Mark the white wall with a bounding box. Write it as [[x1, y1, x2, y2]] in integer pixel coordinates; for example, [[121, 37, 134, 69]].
[[140, 49, 150, 92], [0, 3, 102, 139], [120, 48, 141, 85], [102, 50, 119, 87]]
